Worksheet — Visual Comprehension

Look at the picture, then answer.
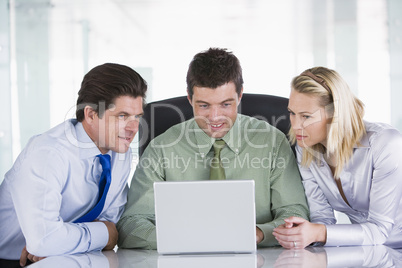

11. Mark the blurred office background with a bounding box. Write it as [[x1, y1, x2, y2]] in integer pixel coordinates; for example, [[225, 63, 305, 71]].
[[0, 0, 401, 183]]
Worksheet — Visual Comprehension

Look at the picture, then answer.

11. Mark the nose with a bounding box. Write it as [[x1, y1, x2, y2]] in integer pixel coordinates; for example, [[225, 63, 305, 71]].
[[209, 106, 220, 121], [291, 115, 303, 130], [125, 117, 139, 133]]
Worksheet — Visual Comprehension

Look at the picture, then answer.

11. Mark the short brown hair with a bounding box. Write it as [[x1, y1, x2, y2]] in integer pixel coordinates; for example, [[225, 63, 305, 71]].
[[186, 48, 243, 99], [76, 63, 147, 121]]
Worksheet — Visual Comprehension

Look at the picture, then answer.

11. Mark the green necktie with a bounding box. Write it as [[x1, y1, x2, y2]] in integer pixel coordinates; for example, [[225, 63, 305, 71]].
[[209, 140, 226, 180]]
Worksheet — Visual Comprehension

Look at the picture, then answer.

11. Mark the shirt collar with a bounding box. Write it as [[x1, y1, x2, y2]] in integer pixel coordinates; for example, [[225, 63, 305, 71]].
[[353, 132, 370, 148], [192, 114, 241, 156], [73, 120, 108, 159]]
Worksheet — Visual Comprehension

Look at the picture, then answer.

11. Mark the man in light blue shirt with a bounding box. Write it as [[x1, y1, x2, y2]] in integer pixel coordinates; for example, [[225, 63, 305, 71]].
[[0, 63, 147, 267]]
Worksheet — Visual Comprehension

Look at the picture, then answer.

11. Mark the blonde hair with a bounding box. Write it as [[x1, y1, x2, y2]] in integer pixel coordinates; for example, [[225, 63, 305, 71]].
[[288, 67, 365, 178]]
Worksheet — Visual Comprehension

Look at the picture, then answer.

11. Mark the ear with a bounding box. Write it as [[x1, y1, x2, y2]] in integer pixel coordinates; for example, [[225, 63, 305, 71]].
[[237, 87, 244, 105], [83, 105, 98, 124], [187, 93, 193, 106]]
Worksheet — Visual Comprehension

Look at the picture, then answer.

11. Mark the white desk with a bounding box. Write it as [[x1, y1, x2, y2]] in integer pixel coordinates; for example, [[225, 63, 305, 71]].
[[28, 245, 402, 267]]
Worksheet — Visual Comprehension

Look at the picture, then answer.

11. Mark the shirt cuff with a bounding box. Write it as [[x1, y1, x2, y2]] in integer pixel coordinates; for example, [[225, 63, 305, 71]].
[[325, 224, 363, 246], [85, 222, 109, 251], [256, 223, 279, 247]]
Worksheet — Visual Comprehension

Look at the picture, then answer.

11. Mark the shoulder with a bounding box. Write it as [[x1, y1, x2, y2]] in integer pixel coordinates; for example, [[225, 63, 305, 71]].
[[18, 120, 83, 168], [364, 121, 402, 147], [150, 119, 193, 145], [141, 119, 192, 157], [22, 120, 77, 156], [6, 122, 76, 182], [361, 121, 402, 163], [238, 114, 287, 141]]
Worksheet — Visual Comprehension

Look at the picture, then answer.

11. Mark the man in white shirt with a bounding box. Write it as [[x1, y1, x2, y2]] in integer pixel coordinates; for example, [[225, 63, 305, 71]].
[[0, 63, 147, 267]]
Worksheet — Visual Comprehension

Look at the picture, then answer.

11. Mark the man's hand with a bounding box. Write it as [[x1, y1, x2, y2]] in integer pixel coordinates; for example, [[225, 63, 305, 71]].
[[256, 227, 264, 244], [19, 246, 45, 267], [102, 221, 118, 250]]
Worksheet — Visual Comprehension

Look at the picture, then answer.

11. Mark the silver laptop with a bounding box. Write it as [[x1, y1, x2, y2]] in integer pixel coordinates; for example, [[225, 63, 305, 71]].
[[154, 180, 256, 255]]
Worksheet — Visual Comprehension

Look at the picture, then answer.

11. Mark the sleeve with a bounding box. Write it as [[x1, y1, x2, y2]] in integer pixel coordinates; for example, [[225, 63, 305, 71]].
[[98, 151, 132, 224], [9, 147, 108, 257], [295, 145, 337, 225], [325, 129, 402, 246], [116, 145, 164, 249], [326, 129, 402, 246], [257, 137, 310, 247], [296, 145, 363, 246], [363, 129, 402, 244]]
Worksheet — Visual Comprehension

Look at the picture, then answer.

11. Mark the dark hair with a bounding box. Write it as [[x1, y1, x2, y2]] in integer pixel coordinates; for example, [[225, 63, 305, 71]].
[[186, 48, 243, 99], [76, 63, 147, 121]]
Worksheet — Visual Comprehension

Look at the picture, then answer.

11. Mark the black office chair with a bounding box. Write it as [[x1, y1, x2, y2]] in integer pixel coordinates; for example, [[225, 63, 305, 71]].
[[138, 93, 291, 156]]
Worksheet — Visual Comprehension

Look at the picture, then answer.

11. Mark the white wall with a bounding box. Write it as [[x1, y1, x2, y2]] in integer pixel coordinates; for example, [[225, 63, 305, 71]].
[[1, 0, 401, 182]]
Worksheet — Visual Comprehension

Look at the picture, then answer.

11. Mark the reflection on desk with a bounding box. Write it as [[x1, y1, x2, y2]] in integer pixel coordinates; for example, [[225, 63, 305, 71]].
[[269, 245, 402, 268], [27, 250, 118, 268], [158, 253, 256, 268], [28, 245, 402, 267]]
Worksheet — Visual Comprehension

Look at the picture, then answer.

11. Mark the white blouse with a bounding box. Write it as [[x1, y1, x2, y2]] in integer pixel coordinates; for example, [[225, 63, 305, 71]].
[[297, 121, 402, 248]]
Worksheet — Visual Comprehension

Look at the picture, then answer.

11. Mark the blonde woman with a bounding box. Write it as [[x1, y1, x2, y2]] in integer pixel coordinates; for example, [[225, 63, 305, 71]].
[[273, 67, 402, 249]]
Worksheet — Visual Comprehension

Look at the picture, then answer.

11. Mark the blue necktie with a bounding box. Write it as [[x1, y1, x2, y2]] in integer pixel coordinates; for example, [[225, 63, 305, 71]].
[[74, 154, 112, 223]]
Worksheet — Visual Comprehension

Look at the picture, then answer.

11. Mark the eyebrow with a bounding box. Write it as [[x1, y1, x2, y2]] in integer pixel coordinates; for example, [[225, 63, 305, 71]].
[[221, 98, 235, 103], [117, 111, 144, 117], [195, 98, 235, 105], [287, 107, 313, 114]]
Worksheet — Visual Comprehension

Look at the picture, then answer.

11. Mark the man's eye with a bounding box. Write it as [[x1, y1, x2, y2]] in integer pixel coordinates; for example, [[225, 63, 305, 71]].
[[118, 115, 127, 120]]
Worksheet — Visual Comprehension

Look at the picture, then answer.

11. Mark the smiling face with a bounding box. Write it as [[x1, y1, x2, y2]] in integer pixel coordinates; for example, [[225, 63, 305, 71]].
[[288, 90, 329, 148], [84, 95, 144, 154], [188, 82, 242, 139]]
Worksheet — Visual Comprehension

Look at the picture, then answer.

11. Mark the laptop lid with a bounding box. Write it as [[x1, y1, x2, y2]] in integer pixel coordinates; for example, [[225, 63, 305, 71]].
[[154, 180, 256, 255]]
